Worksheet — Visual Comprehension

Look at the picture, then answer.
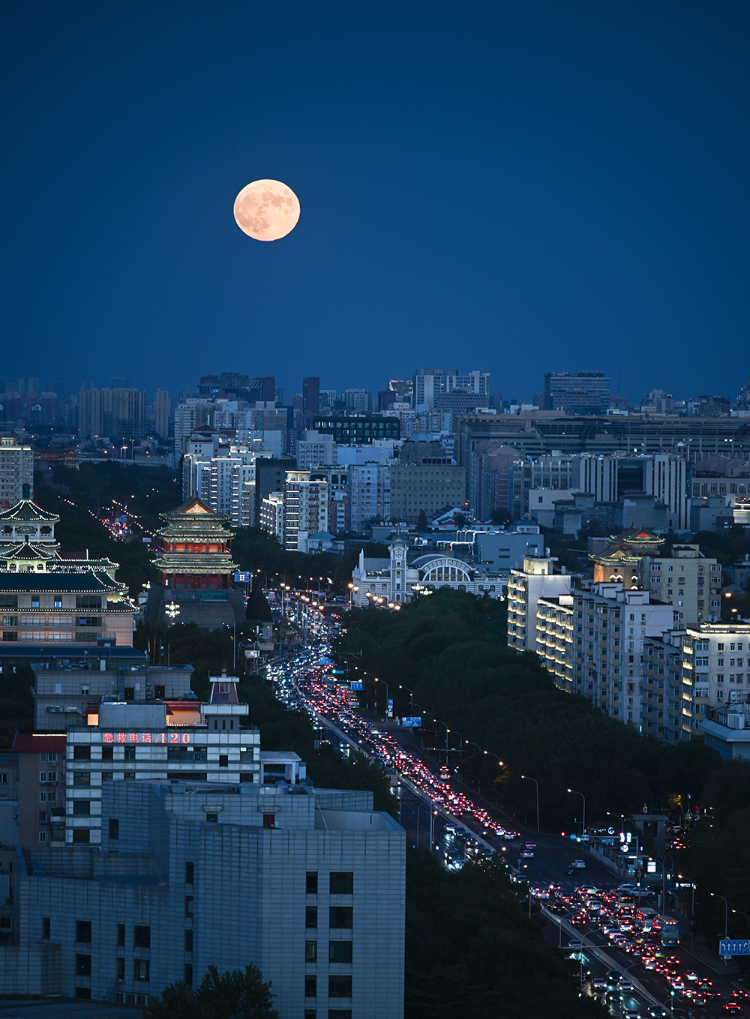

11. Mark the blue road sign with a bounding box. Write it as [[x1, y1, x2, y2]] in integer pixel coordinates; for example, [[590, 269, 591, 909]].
[[402, 716, 422, 727], [234, 572, 250, 582], [350, 681, 364, 690], [719, 939, 750, 956]]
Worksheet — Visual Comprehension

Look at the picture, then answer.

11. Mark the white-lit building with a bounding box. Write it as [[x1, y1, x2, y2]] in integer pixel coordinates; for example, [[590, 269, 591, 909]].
[[507, 556, 574, 652], [351, 536, 504, 605], [0, 436, 33, 508]]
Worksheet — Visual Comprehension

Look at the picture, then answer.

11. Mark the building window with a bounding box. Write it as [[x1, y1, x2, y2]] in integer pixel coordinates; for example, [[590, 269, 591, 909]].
[[305, 941, 317, 963], [73, 746, 91, 761], [327, 1012, 352, 1019], [305, 907, 317, 929], [39, 811, 48, 823], [184, 964, 193, 986], [117, 923, 125, 946], [328, 976, 352, 998], [42, 918, 50, 940], [262, 813, 275, 828], [133, 959, 150, 982], [185, 896, 193, 917], [75, 954, 92, 976], [329, 907, 353, 929], [330, 872, 353, 895], [39, 831, 48, 843], [185, 861, 194, 884], [305, 976, 317, 998], [123, 771, 136, 780], [76, 921, 92, 944], [219, 754, 228, 767], [184, 929, 193, 952], [73, 772, 90, 787], [102, 746, 114, 761], [205, 813, 218, 824], [73, 801, 91, 816], [116, 956, 125, 981], [306, 872, 318, 894], [134, 926, 150, 949], [329, 941, 353, 963], [124, 746, 136, 761], [109, 819, 119, 840]]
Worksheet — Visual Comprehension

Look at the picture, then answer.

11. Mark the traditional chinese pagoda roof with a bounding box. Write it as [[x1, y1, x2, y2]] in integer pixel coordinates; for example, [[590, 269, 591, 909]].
[[0, 540, 58, 561], [589, 526, 665, 565], [156, 497, 233, 540], [0, 571, 124, 593], [0, 484, 59, 523], [155, 551, 238, 575]]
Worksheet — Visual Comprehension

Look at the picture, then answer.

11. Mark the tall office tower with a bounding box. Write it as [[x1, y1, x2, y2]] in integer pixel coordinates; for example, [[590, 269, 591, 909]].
[[248, 376, 276, 403], [302, 376, 320, 414], [542, 371, 610, 414], [0, 436, 34, 506], [27, 378, 40, 395], [154, 389, 170, 440]]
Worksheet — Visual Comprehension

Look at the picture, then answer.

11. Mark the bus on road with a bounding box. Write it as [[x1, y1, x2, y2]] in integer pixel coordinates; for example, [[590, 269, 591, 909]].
[[654, 914, 680, 945]]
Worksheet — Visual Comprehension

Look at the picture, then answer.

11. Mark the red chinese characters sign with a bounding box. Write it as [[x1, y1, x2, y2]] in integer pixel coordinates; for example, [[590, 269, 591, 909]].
[[102, 732, 192, 744]]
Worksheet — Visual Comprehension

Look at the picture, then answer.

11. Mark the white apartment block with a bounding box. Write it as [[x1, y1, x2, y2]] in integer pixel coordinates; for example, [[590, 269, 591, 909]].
[[0, 436, 34, 507], [641, 544, 721, 624], [535, 583, 674, 726], [680, 623, 750, 739], [507, 556, 573, 652], [283, 473, 329, 552], [296, 430, 337, 470], [260, 493, 284, 544]]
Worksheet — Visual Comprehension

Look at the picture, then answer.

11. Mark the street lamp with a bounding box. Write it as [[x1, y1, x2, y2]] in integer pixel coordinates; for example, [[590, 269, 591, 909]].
[[446, 729, 462, 751], [398, 684, 414, 711], [165, 601, 180, 623], [711, 892, 729, 939], [567, 788, 586, 835], [521, 774, 540, 833], [733, 909, 750, 932], [374, 677, 390, 719]]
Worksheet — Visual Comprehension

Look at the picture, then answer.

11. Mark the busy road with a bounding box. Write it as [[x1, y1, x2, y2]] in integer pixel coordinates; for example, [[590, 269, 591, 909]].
[[264, 627, 748, 1019]]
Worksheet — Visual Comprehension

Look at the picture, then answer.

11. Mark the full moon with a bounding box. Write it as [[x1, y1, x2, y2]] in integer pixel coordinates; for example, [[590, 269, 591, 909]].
[[233, 179, 300, 241]]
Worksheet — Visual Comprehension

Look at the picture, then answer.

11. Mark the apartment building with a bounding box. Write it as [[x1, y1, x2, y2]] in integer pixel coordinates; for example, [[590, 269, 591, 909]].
[[507, 556, 574, 652], [0, 436, 33, 507], [282, 473, 329, 551], [535, 583, 673, 725], [641, 545, 721, 624], [642, 631, 686, 743], [680, 623, 750, 740]]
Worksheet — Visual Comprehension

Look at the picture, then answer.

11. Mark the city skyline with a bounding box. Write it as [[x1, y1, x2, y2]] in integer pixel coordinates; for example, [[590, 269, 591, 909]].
[[2, 2, 749, 401]]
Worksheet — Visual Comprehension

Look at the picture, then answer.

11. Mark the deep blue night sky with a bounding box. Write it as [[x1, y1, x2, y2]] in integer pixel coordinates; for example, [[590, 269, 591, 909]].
[[2, 1, 748, 403]]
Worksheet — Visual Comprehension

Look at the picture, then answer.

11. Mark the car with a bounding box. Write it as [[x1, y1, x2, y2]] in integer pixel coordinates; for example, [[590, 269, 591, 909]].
[[520, 849, 534, 858], [606, 990, 623, 1005], [685, 970, 698, 981], [647, 1009, 665, 1019], [592, 978, 607, 993], [568, 939, 583, 950], [732, 990, 750, 1000], [623, 1011, 642, 1019], [564, 866, 577, 875], [619, 980, 635, 992], [721, 1004, 741, 1015], [571, 859, 586, 869]]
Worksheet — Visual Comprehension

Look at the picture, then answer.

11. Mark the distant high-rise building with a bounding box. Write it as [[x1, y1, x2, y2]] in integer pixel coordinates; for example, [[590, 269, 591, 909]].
[[248, 376, 276, 403], [302, 376, 320, 414], [340, 388, 372, 412], [542, 372, 610, 414], [154, 389, 170, 440], [414, 368, 490, 411]]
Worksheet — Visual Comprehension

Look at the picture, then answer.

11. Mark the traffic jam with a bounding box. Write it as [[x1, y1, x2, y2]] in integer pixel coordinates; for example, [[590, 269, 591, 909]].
[[539, 882, 749, 1015], [266, 631, 748, 1018]]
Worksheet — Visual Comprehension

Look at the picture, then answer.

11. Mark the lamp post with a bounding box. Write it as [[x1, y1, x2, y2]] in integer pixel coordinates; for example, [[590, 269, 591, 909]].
[[447, 729, 462, 752], [567, 788, 586, 836], [521, 774, 540, 833], [678, 873, 696, 916], [733, 909, 750, 933], [374, 677, 390, 719], [398, 684, 414, 712], [711, 892, 729, 939], [465, 740, 483, 794]]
